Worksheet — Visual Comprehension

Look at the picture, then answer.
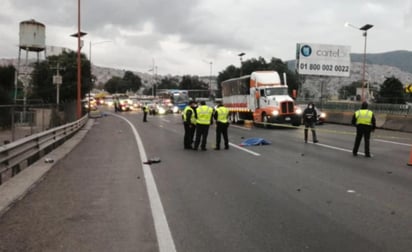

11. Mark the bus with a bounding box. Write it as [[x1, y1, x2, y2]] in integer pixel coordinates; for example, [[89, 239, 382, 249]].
[[156, 89, 190, 112]]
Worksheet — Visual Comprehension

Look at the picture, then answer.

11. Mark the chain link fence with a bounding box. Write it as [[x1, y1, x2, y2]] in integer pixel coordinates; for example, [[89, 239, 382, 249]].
[[0, 101, 78, 144]]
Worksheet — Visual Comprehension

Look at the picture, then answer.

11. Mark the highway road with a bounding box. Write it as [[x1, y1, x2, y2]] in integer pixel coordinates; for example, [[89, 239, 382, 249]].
[[1, 109, 412, 252]]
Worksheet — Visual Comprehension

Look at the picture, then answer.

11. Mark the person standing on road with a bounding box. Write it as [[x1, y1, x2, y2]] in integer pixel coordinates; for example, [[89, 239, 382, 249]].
[[142, 104, 149, 122], [303, 102, 319, 143], [113, 96, 120, 112], [182, 101, 197, 149], [213, 102, 230, 150], [194, 101, 213, 151], [352, 101, 376, 157]]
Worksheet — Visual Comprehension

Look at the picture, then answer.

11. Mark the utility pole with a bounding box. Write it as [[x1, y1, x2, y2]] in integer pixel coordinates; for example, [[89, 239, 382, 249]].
[[51, 63, 64, 106]]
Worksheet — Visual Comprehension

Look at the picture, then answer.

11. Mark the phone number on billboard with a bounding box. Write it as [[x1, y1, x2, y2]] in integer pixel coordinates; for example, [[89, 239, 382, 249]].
[[299, 63, 349, 72]]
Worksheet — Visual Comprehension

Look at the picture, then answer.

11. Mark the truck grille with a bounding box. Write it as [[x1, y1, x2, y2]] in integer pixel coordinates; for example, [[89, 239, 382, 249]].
[[280, 101, 294, 114]]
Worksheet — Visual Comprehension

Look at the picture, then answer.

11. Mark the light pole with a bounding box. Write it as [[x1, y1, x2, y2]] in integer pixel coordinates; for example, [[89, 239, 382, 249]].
[[88, 40, 111, 114], [70, 0, 87, 119], [89, 40, 112, 66], [238, 52, 245, 76], [345, 22, 373, 101], [148, 59, 157, 97], [202, 59, 213, 98]]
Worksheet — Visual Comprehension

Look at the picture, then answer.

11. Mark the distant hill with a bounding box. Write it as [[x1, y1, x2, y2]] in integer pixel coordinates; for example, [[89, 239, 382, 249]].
[[350, 50, 412, 74], [286, 50, 412, 99]]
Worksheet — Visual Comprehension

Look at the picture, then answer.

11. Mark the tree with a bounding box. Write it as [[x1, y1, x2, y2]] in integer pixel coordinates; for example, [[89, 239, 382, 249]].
[[0, 65, 15, 127], [157, 76, 179, 90], [0, 65, 15, 105], [338, 81, 361, 100], [31, 51, 92, 103], [123, 71, 142, 91], [376, 77, 405, 104], [179, 75, 208, 99], [216, 57, 299, 98], [104, 71, 142, 94]]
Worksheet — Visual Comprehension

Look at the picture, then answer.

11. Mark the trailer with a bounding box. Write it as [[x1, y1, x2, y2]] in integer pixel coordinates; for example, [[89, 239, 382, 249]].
[[221, 71, 302, 127]]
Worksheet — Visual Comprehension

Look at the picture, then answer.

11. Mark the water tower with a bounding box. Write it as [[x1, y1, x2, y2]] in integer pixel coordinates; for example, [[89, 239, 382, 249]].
[[15, 19, 47, 102]]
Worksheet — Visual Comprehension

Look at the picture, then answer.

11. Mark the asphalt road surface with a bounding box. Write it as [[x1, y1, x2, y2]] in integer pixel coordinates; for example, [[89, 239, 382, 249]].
[[0, 109, 412, 252]]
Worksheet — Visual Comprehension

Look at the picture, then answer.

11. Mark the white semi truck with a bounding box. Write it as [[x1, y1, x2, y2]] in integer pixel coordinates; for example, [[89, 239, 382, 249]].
[[221, 71, 302, 127]]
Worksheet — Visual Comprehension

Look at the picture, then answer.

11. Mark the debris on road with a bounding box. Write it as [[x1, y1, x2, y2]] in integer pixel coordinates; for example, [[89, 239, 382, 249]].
[[143, 157, 161, 165], [240, 137, 271, 146]]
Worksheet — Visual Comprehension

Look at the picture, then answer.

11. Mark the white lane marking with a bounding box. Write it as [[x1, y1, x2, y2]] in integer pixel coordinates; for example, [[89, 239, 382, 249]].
[[229, 143, 261, 156], [112, 113, 177, 252], [311, 142, 365, 156], [374, 139, 411, 147]]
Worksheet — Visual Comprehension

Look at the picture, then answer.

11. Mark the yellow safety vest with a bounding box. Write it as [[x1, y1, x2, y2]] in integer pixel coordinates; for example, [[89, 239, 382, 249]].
[[196, 105, 213, 125], [355, 109, 373, 125], [183, 106, 196, 124], [216, 106, 229, 123]]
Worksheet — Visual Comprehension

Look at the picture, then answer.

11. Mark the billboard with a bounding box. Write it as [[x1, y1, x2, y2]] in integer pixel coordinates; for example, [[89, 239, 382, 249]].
[[296, 43, 351, 77]]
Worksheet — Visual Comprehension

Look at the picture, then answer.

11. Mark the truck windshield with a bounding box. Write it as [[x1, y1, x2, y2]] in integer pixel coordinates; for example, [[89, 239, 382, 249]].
[[265, 87, 288, 96]]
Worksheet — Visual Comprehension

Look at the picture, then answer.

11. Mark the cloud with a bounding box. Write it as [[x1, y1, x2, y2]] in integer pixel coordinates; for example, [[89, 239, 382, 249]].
[[1, 0, 412, 75]]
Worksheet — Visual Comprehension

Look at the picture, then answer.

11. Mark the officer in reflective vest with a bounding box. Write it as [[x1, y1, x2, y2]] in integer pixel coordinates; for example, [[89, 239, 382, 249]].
[[142, 104, 149, 122], [182, 101, 197, 149], [213, 102, 230, 150], [351, 101, 376, 157], [193, 101, 213, 151]]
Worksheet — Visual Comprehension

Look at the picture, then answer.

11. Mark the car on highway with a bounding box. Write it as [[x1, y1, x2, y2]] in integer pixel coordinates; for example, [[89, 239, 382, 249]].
[[316, 107, 326, 124]]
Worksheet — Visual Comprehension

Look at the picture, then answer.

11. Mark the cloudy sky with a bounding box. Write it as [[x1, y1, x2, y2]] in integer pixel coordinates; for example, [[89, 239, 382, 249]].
[[1, 0, 412, 76]]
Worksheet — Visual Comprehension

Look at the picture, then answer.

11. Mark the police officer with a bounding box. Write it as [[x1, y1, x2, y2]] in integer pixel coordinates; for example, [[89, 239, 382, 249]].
[[213, 102, 230, 150], [182, 101, 197, 149], [113, 96, 120, 112], [303, 102, 318, 143], [352, 101, 376, 157], [194, 101, 213, 151], [142, 104, 149, 122]]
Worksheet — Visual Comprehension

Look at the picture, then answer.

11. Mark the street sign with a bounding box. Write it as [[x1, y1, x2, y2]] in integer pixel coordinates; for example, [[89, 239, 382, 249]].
[[296, 43, 351, 77], [53, 75, 62, 85], [405, 84, 412, 93]]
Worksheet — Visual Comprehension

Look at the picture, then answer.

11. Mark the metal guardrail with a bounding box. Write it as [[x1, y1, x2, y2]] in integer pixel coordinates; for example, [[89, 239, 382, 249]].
[[0, 115, 88, 185]]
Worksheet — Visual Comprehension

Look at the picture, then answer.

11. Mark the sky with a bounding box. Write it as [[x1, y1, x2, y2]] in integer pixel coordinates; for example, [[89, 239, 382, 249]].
[[1, 0, 412, 76]]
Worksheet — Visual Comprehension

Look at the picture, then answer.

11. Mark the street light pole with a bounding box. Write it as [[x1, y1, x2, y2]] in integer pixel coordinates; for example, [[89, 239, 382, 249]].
[[345, 22, 373, 101], [209, 61, 213, 98], [76, 0, 81, 119], [238, 52, 245, 76], [360, 24, 373, 102], [70, 0, 87, 119]]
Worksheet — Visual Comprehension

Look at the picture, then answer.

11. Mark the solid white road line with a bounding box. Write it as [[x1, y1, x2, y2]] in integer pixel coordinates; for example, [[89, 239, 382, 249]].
[[374, 139, 412, 147], [229, 143, 261, 156], [113, 113, 177, 252]]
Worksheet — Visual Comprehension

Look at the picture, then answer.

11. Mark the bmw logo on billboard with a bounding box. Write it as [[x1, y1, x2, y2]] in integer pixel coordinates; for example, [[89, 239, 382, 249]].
[[300, 45, 312, 57]]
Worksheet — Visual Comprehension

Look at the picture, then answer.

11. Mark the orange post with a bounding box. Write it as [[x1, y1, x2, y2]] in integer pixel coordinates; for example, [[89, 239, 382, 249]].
[[408, 145, 412, 166]]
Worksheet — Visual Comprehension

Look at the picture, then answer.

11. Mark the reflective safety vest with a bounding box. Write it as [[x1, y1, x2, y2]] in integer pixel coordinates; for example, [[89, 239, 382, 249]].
[[355, 109, 373, 125], [143, 106, 149, 112], [196, 105, 213, 125], [182, 106, 196, 124], [216, 106, 229, 123]]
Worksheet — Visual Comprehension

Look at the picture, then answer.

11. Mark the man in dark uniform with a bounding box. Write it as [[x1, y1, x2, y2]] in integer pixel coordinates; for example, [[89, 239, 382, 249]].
[[142, 104, 149, 122], [213, 102, 230, 150], [194, 101, 213, 151], [352, 101, 376, 157], [182, 101, 197, 149], [303, 102, 318, 143]]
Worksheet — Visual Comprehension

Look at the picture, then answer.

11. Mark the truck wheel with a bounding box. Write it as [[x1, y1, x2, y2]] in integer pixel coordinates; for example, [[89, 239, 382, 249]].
[[234, 112, 240, 124], [262, 113, 269, 128]]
